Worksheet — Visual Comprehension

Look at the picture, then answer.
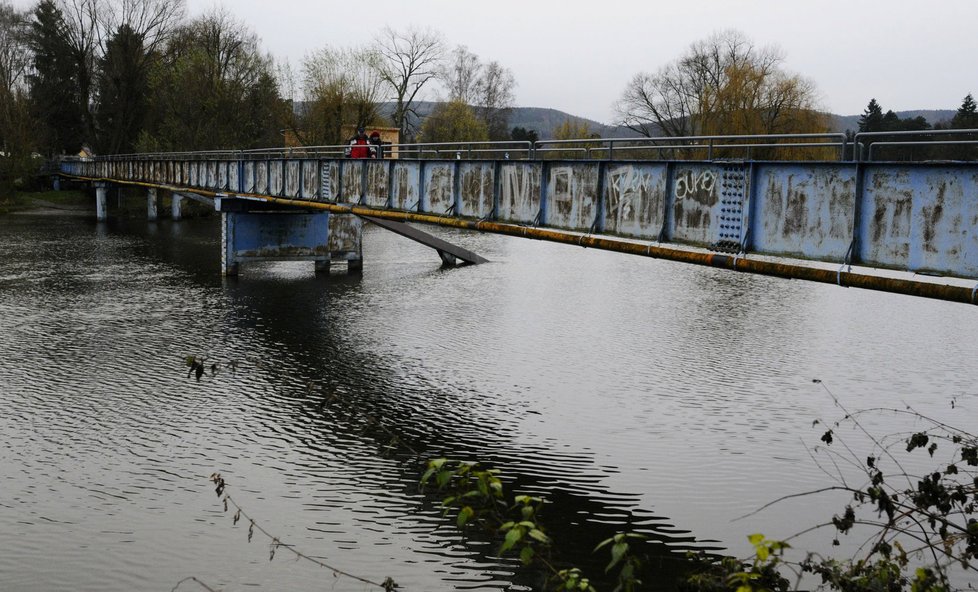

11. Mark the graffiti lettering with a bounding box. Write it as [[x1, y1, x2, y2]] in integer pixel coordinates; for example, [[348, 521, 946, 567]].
[[674, 170, 716, 199]]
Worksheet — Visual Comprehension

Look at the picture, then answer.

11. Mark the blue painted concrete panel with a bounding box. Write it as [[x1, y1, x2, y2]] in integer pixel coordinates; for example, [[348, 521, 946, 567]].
[[545, 162, 598, 230], [670, 164, 724, 246], [227, 211, 331, 260], [752, 164, 855, 260], [423, 162, 455, 214], [458, 162, 495, 218], [390, 162, 420, 210], [498, 162, 540, 224], [860, 165, 978, 277], [603, 163, 668, 239]]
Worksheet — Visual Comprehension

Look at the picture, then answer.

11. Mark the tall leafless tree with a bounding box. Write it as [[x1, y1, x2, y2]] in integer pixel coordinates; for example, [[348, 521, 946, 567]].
[[474, 60, 515, 140], [373, 25, 444, 139], [614, 30, 823, 139], [298, 45, 385, 145], [440, 44, 481, 105]]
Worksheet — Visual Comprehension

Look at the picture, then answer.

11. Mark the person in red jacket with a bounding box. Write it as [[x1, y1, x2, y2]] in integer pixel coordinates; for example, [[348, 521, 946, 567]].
[[344, 127, 375, 158]]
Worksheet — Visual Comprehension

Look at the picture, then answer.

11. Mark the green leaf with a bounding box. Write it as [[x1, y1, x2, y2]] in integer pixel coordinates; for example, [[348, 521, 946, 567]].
[[607, 541, 628, 572], [520, 545, 534, 565], [457, 506, 474, 527], [528, 528, 550, 543], [747, 533, 765, 546], [500, 527, 522, 554]]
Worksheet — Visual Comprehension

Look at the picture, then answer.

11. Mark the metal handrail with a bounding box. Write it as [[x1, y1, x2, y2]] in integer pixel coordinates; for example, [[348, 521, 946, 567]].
[[868, 140, 978, 161], [60, 130, 978, 164], [535, 132, 848, 161], [854, 128, 978, 161]]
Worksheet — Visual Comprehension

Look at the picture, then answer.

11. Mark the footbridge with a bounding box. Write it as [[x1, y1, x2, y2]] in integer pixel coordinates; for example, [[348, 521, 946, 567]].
[[58, 131, 978, 305]]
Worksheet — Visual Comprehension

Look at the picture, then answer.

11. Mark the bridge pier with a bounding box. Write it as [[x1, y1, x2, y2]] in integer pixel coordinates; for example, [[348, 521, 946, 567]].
[[147, 188, 158, 221], [95, 183, 107, 221], [216, 197, 360, 277], [171, 193, 183, 221]]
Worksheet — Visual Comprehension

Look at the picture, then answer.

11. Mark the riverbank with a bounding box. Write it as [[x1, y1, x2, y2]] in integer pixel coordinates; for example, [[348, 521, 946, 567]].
[[0, 189, 92, 216]]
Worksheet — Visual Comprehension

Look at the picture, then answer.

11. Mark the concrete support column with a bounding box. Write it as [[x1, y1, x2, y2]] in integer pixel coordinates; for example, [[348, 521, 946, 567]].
[[147, 188, 158, 221], [171, 193, 183, 221], [53, 176, 61, 191], [314, 259, 331, 274], [95, 183, 108, 221], [221, 212, 239, 276]]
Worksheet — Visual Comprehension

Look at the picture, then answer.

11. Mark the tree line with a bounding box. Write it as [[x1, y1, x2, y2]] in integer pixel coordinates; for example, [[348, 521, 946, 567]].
[[0, 0, 520, 189]]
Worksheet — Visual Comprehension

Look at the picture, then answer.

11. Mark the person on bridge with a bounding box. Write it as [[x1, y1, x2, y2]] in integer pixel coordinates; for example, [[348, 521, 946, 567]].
[[369, 131, 384, 159], [345, 127, 375, 159]]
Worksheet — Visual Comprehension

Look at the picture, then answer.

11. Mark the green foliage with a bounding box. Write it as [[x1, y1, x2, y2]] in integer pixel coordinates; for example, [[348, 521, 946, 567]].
[[140, 9, 286, 151], [511, 126, 538, 144], [419, 100, 489, 144], [420, 458, 651, 591], [681, 538, 790, 592]]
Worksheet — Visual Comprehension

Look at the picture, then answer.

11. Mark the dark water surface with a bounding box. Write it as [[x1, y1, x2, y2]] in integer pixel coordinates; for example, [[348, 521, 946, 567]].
[[1, 213, 976, 591]]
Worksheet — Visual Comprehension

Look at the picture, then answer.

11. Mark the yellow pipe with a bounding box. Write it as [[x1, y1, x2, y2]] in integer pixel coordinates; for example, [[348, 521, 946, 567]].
[[61, 174, 978, 306]]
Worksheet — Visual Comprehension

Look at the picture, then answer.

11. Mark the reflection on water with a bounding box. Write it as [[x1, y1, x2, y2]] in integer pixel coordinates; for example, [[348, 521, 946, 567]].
[[1, 213, 976, 591]]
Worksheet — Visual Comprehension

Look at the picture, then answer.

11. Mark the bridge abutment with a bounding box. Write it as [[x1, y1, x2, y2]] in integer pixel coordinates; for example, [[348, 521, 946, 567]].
[[217, 197, 361, 277]]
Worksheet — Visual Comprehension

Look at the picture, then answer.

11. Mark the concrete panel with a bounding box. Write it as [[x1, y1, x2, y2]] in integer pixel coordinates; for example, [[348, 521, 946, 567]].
[[604, 163, 667, 239], [268, 161, 283, 196], [302, 161, 318, 199], [498, 163, 541, 224], [364, 160, 389, 208], [218, 161, 228, 190], [423, 162, 455, 214], [243, 162, 255, 193], [255, 161, 268, 194], [189, 162, 198, 187], [341, 161, 363, 203], [458, 162, 494, 218], [206, 162, 218, 189], [391, 162, 420, 210], [860, 165, 978, 277], [329, 213, 363, 256], [546, 162, 598, 231], [285, 160, 300, 197], [671, 164, 723, 246], [752, 164, 855, 260], [225, 211, 330, 260], [228, 162, 239, 193]]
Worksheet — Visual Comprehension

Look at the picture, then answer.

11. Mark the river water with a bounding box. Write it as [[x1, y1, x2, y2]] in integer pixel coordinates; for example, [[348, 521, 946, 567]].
[[1, 211, 976, 591]]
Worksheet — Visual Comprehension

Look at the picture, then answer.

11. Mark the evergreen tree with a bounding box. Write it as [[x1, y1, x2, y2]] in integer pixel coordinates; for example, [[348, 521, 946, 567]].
[[511, 126, 538, 144], [951, 93, 978, 129], [96, 24, 152, 154], [858, 98, 883, 132], [28, 0, 85, 154]]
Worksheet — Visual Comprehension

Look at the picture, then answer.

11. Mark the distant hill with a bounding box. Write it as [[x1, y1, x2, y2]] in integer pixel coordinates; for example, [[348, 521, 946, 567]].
[[323, 101, 960, 140]]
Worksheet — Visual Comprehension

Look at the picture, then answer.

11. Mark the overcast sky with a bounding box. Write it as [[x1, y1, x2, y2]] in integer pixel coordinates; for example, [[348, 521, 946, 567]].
[[17, 0, 978, 123]]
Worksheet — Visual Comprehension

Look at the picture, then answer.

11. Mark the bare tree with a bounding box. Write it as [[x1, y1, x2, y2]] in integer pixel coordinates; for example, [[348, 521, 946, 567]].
[[373, 25, 444, 139], [0, 1, 33, 171], [56, 0, 109, 143], [440, 44, 481, 104], [474, 60, 515, 140], [614, 30, 824, 139], [114, 0, 184, 52], [0, 2, 30, 98], [299, 45, 386, 145]]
